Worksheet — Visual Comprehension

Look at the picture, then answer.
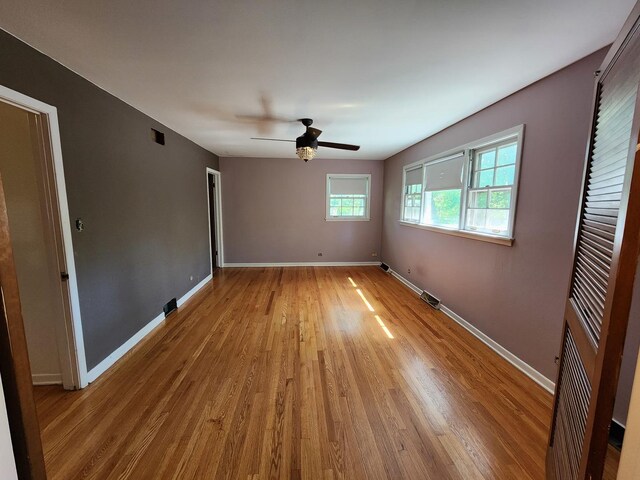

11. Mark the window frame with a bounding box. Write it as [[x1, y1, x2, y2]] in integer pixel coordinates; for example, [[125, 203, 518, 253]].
[[326, 173, 372, 221], [399, 125, 524, 245], [402, 165, 424, 222]]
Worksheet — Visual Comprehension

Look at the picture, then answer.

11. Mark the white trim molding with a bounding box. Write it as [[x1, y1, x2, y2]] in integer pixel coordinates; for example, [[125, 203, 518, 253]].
[[177, 275, 211, 308], [399, 125, 524, 244], [326, 173, 372, 221], [32, 373, 63, 386], [86, 273, 212, 383], [225, 262, 380, 267], [206, 168, 224, 272], [0, 84, 88, 389], [388, 268, 555, 394]]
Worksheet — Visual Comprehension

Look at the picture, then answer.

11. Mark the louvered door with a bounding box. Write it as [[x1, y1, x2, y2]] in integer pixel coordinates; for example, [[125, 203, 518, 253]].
[[547, 5, 640, 480]]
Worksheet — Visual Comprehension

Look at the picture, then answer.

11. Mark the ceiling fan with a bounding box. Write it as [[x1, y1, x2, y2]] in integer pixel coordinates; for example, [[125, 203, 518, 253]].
[[252, 118, 360, 162]]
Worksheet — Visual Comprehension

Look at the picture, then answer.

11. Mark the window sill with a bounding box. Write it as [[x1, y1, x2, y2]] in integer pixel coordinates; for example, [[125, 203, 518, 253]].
[[398, 221, 513, 246], [326, 217, 371, 222]]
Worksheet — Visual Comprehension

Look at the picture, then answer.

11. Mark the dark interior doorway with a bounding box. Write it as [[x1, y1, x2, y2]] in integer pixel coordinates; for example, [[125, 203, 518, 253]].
[[208, 172, 218, 276]]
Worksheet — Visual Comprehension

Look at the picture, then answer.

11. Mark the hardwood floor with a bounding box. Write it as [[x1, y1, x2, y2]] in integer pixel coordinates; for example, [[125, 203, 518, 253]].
[[32, 267, 614, 479]]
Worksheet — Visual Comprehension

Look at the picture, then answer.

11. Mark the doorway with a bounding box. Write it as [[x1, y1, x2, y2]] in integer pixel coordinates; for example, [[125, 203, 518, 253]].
[[206, 168, 223, 275], [0, 86, 86, 390]]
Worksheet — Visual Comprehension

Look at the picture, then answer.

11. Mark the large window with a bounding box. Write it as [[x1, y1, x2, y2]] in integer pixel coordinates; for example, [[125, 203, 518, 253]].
[[400, 126, 523, 241], [326, 174, 371, 221]]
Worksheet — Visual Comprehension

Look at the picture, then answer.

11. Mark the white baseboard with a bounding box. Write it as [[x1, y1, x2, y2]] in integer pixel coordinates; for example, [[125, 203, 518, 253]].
[[389, 269, 422, 295], [224, 261, 380, 267], [388, 268, 555, 394], [86, 274, 213, 383], [32, 373, 62, 386], [177, 275, 212, 307]]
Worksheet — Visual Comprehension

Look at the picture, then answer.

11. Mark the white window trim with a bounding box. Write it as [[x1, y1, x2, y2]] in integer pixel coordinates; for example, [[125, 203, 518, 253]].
[[399, 125, 524, 245], [326, 173, 372, 221]]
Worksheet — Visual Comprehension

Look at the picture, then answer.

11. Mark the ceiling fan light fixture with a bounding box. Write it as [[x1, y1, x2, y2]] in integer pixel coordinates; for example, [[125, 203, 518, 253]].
[[296, 146, 317, 162]]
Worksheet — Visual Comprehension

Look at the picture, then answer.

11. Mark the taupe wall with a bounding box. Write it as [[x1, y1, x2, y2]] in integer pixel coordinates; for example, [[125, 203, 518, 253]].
[[380, 46, 640, 424], [381, 49, 605, 386], [0, 30, 219, 370], [220, 157, 383, 264]]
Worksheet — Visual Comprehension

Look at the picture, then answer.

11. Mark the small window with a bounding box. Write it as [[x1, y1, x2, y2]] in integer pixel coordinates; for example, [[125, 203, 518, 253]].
[[400, 125, 523, 241], [402, 165, 423, 222], [326, 174, 371, 221]]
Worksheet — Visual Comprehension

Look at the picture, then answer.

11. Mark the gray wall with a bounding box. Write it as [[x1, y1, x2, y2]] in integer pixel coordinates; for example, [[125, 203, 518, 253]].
[[220, 157, 383, 264], [0, 30, 219, 370]]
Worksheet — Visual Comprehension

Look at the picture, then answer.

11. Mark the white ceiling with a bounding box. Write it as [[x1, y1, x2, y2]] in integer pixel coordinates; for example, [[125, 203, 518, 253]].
[[0, 0, 635, 160]]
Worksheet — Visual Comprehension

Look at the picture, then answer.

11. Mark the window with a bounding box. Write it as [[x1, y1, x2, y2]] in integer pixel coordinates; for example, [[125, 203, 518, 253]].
[[466, 140, 517, 235], [423, 152, 465, 229], [400, 125, 523, 242], [326, 174, 371, 221], [402, 165, 422, 222]]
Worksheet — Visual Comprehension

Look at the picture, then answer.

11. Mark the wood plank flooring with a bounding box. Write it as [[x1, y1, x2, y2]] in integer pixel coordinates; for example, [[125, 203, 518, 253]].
[[32, 267, 613, 479]]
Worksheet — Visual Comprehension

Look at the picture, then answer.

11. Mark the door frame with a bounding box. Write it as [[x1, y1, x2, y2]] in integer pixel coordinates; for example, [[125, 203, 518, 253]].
[[0, 84, 88, 389], [206, 167, 224, 273]]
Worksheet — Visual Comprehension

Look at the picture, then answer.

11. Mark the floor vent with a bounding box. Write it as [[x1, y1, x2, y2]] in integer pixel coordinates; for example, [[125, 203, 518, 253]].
[[380, 262, 390, 272], [420, 291, 441, 310], [163, 298, 177, 317]]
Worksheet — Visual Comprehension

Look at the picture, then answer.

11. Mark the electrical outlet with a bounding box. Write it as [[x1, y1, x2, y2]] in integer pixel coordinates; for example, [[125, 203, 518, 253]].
[[371, 252, 378, 257], [554, 356, 560, 364], [318, 252, 323, 256], [407, 268, 411, 274], [190, 275, 194, 281]]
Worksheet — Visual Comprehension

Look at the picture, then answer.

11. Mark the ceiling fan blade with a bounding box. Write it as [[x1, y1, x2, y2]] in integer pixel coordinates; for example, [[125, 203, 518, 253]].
[[307, 127, 323, 139], [251, 137, 295, 142], [237, 114, 297, 123], [318, 141, 360, 151]]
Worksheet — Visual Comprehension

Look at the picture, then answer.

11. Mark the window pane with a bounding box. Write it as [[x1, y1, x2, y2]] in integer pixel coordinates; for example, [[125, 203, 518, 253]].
[[406, 196, 413, 207], [497, 143, 517, 166], [340, 206, 353, 216], [354, 207, 365, 217], [486, 209, 509, 232], [330, 207, 339, 216], [424, 189, 461, 228], [466, 208, 486, 230], [342, 198, 354, 207], [494, 165, 515, 186], [354, 198, 365, 207], [489, 189, 511, 209], [479, 149, 496, 169], [476, 169, 494, 188], [468, 190, 488, 208], [330, 198, 340, 207]]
